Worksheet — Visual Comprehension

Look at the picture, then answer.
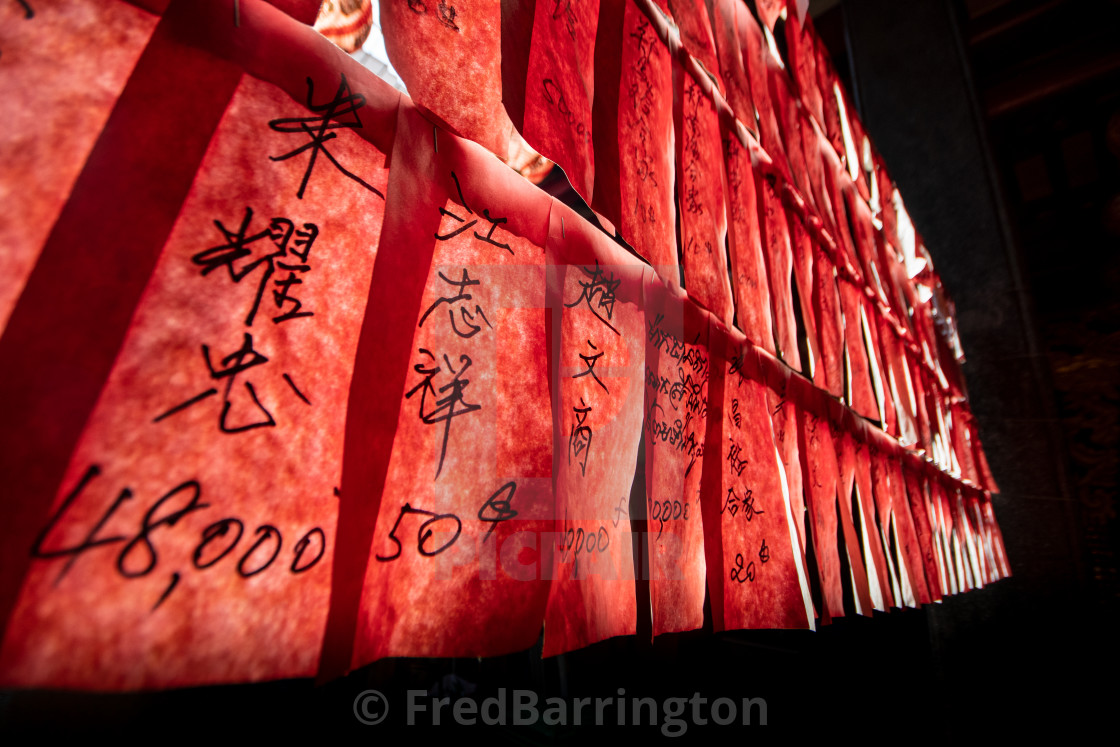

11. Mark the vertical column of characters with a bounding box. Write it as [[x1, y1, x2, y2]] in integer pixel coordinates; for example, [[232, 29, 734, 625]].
[[641, 277, 709, 635], [543, 203, 645, 656], [351, 107, 554, 665], [0, 67, 390, 689], [673, 60, 734, 326], [599, 1, 677, 279], [714, 337, 812, 630]]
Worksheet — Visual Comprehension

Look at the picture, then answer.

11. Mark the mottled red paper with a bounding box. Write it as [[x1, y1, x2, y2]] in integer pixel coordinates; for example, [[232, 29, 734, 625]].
[[0, 72, 388, 689], [675, 67, 735, 325], [723, 126, 776, 353], [604, 1, 677, 277], [795, 401, 845, 619], [711, 336, 812, 630], [351, 105, 554, 665], [0, 0, 158, 333], [642, 277, 709, 636], [381, 0, 520, 160], [542, 202, 645, 657]]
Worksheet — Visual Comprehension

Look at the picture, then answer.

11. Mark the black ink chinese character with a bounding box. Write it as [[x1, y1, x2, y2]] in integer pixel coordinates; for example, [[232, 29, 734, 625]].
[[405, 349, 482, 479], [730, 552, 756, 584], [437, 0, 459, 31], [268, 74, 383, 200], [569, 397, 593, 476], [759, 538, 770, 564], [154, 332, 276, 433], [191, 208, 319, 326], [418, 269, 493, 338], [572, 339, 608, 393], [565, 262, 621, 335]]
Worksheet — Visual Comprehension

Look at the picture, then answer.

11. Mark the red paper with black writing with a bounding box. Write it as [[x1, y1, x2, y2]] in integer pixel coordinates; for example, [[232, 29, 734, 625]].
[[0, 68, 389, 688], [771, 73, 816, 213], [709, 0, 752, 123], [795, 403, 844, 620], [838, 432, 891, 611], [675, 66, 735, 326], [902, 469, 943, 602], [351, 105, 554, 664], [710, 338, 812, 630], [0, 0, 158, 334], [601, 1, 677, 276], [723, 125, 776, 353], [811, 232, 845, 399], [380, 0, 518, 160], [522, 0, 599, 200], [642, 278, 709, 636], [787, 213, 823, 381], [543, 203, 645, 657], [739, 9, 798, 369]]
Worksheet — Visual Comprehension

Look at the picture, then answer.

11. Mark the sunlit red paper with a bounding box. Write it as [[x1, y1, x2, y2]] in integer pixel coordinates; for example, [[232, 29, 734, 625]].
[[522, 0, 599, 200], [0, 69, 389, 688], [675, 67, 735, 326], [642, 275, 709, 636], [349, 104, 555, 666], [593, 1, 677, 277], [542, 203, 645, 657], [706, 333, 812, 631]]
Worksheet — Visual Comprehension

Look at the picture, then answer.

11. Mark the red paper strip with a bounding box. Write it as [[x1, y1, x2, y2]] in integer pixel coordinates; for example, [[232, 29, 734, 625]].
[[350, 104, 555, 666], [723, 125, 777, 353], [380, 0, 519, 160], [887, 456, 932, 605], [642, 277, 710, 635], [522, 0, 599, 200], [0, 0, 158, 333], [593, 1, 677, 276], [542, 202, 645, 657], [675, 65, 735, 325], [838, 432, 890, 611], [902, 469, 943, 602], [708, 332, 812, 630], [1, 67, 388, 688], [795, 395, 845, 619]]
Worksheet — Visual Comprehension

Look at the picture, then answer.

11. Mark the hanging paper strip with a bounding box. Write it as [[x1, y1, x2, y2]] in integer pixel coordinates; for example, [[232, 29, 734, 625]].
[[641, 276, 709, 636], [380, 0, 521, 161], [591, 0, 677, 277], [521, 0, 599, 200], [542, 203, 645, 657], [722, 121, 776, 353], [0, 57, 390, 692], [0, 0, 158, 332], [350, 103, 554, 666], [674, 61, 735, 325], [704, 330, 812, 631]]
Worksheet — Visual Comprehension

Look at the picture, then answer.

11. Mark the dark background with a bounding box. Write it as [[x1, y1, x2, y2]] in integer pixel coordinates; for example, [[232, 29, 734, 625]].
[[3, 0, 1116, 740]]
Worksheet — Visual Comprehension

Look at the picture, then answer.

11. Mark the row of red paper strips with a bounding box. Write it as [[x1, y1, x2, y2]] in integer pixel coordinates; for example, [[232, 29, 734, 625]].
[[0, 0, 1007, 691], [387, 0, 1000, 493]]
